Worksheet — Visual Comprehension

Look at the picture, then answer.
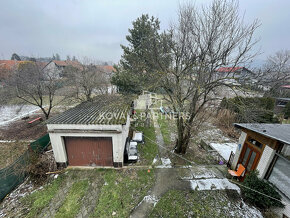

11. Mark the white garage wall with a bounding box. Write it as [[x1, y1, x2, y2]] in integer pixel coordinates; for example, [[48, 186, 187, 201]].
[[47, 115, 130, 166]]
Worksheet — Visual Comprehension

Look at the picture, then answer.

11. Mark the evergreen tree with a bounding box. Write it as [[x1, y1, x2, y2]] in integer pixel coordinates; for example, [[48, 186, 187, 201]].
[[11, 53, 21, 61], [284, 102, 290, 119], [112, 14, 165, 94], [55, 53, 60, 60]]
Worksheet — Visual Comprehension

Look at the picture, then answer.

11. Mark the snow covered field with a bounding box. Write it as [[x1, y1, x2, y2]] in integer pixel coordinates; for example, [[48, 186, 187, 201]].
[[0, 105, 39, 126], [210, 143, 237, 160]]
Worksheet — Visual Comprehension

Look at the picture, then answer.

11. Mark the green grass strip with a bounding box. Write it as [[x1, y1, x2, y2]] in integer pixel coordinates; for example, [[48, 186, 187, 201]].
[[92, 169, 154, 218], [157, 114, 172, 145], [55, 180, 89, 218], [136, 125, 158, 165], [23, 175, 65, 218]]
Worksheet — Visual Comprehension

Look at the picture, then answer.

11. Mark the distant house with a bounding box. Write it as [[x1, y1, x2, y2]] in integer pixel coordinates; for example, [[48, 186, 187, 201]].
[[0, 60, 49, 82], [43, 60, 81, 79], [230, 123, 290, 199], [47, 95, 131, 168], [275, 98, 290, 114], [215, 67, 253, 84], [97, 65, 117, 94]]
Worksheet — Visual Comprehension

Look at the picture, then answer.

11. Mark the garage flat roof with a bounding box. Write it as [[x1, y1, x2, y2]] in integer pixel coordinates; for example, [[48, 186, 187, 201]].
[[234, 123, 290, 145], [47, 95, 130, 125]]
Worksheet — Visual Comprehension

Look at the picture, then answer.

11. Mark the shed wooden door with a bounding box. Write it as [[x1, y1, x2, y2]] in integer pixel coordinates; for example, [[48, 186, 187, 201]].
[[64, 137, 113, 166], [238, 143, 261, 172]]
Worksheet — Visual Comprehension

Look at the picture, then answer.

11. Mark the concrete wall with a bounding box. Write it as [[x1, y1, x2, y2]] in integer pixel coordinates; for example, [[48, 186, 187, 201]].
[[231, 131, 247, 169], [47, 115, 130, 166], [256, 145, 275, 179]]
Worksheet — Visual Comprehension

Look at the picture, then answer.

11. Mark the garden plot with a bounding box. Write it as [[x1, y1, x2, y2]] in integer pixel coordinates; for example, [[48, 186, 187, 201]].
[[0, 105, 40, 126]]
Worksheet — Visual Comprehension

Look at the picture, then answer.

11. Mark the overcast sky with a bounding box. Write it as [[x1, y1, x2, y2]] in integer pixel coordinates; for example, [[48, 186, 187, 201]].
[[0, 0, 289, 64]]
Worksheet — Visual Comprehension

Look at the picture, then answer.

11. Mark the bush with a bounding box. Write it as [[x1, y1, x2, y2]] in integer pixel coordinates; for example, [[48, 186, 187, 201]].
[[214, 109, 239, 138], [241, 171, 284, 209], [220, 96, 278, 123], [284, 102, 290, 119]]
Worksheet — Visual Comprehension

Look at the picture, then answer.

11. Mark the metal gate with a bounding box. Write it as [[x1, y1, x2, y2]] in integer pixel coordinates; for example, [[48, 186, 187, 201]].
[[267, 154, 290, 199], [65, 137, 113, 166]]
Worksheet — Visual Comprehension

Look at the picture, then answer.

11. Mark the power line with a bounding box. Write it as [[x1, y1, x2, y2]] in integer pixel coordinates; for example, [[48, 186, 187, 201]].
[[131, 119, 290, 207]]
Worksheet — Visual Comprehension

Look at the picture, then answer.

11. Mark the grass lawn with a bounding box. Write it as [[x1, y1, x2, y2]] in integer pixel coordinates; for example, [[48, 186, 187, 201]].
[[19, 168, 155, 218], [135, 125, 158, 165], [133, 110, 159, 165], [22, 174, 66, 218], [150, 189, 260, 217], [93, 168, 154, 217], [55, 180, 89, 218], [157, 113, 175, 146]]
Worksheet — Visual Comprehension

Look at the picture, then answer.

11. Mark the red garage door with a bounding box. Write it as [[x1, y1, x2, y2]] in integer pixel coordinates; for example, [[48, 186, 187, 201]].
[[64, 137, 113, 166]]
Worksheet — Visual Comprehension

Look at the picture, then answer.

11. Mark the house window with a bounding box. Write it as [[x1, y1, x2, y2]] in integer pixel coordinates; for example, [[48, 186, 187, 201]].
[[247, 137, 263, 149]]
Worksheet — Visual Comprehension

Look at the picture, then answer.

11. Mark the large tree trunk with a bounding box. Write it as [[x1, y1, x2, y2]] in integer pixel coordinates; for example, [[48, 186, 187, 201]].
[[175, 116, 191, 154]]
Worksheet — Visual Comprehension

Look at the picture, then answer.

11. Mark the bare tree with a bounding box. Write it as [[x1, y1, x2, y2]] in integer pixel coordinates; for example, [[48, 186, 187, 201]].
[[147, 0, 260, 153], [8, 61, 61, 119], [256, 50, 290, 95], [65, 63, 110, 102]]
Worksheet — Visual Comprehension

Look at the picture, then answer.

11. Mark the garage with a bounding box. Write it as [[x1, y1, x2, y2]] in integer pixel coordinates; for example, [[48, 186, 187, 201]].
[[47, 95, 131, 168], [65, 137, 113, 166]]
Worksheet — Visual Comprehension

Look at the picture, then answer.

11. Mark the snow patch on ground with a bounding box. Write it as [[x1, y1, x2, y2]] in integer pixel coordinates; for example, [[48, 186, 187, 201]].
[[192, 170, 216, 179], [190, 178, 240, 193], [152, 157, 158, 165], [199, 126, 232, 143], [139, 195, 159, 207], [0, 105, 40, 126], [210, 143, 237, 160], [156, 158, 172, 168]]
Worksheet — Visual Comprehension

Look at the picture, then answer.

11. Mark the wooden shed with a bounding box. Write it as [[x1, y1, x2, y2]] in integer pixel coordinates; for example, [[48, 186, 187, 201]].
[[231, 123, 290, 200]]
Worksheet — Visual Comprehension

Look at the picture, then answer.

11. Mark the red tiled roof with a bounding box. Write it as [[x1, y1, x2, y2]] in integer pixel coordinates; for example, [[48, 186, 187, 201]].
[[281, 85, 290, 89], [98, 65, 116, 72], [0, 60, 24, 70], [0, 60, 51, 70], [216, 67, 244, 72]]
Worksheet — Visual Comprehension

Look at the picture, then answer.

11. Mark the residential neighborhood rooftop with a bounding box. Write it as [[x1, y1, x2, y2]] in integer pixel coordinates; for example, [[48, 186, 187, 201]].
[[47, 95, 131, 125], [234, 123, 290, 145], [216, 67, 244, 72]]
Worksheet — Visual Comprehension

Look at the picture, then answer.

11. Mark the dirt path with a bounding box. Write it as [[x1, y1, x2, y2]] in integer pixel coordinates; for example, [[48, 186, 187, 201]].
[[130, 112, 191, 218], [130, 111, 241, 218]]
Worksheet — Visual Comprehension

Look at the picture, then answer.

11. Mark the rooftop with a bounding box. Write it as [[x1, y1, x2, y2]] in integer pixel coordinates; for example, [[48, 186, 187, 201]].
[[47, 95, 131, 125], [276, 97, 290, 101], [216, 67, 244, 72], [234, 123, 290, 145]]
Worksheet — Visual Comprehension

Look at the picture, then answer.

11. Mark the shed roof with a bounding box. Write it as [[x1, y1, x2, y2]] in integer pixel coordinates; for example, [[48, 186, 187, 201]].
[[234, 123, 290, 145], [47, 95, 130, 125], [276, 98, 290, 101]]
